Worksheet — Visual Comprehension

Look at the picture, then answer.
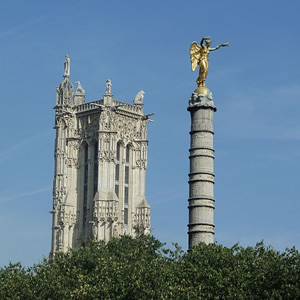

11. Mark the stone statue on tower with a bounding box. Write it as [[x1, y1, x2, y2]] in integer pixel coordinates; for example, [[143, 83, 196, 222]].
[[63, 55, 70, 78]]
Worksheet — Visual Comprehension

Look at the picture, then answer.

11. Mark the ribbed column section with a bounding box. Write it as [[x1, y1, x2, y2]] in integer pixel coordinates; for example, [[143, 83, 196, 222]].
[[188, 105, 216, 249]]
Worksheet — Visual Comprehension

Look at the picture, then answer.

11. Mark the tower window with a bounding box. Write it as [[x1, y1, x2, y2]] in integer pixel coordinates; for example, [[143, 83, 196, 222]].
[[115, 143, 120, 197], [124, 207, 128, 225], [124, 145, 130, 225], [124, 186, 128, 205], [83, 143, 88, 228], [93, 141, 98, 197]]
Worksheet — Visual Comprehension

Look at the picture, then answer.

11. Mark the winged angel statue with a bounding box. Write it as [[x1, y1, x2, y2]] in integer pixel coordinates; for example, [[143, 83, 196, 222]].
[[190, 36, 229, 87]]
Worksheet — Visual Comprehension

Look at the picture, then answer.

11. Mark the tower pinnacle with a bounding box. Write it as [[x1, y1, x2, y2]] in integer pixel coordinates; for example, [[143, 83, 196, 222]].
[[56, 55, 73, 107]]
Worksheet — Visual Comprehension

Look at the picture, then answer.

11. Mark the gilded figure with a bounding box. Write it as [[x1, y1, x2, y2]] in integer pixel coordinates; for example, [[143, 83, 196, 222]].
[[190, 36, 229, 87]]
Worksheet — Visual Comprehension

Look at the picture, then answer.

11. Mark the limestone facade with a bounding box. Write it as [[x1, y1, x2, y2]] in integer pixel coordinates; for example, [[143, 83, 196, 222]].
[[50, 58, 150, 255]]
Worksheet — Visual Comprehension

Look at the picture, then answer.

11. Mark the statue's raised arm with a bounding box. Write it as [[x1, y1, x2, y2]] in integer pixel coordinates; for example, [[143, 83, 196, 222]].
[[210, 42, 229, 51], [190, 37, 229, 88]]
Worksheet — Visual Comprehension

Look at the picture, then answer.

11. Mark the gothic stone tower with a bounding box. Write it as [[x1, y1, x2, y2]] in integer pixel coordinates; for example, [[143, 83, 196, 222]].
[[50, 56, 150, 255]]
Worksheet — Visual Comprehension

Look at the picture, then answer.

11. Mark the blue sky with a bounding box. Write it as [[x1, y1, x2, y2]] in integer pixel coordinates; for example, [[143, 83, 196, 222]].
[[0, 0, 300, 267]]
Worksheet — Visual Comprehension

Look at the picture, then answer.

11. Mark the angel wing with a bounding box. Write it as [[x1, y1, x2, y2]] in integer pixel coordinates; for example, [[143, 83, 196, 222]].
[[190, 42, 201, 72]]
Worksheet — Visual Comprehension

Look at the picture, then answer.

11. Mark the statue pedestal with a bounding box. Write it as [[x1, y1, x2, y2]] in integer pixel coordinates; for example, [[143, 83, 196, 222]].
[[189, 86, 216, 110]]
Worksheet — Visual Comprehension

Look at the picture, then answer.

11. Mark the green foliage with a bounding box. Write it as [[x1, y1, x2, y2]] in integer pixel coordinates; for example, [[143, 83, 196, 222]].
[[174, 242, 300, 299], [0, 236, 299, 299]]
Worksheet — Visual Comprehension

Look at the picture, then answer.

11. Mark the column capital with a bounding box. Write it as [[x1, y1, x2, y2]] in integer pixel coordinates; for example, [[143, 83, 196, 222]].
[[188, 91, 216, 112]]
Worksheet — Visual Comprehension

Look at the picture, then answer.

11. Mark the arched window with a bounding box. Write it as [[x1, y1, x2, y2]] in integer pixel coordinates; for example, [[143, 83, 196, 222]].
[[82, 143, 88, 228], [124, 145, 130, 226], [93, 141, 98, 197], [115, 143, 120, 197]]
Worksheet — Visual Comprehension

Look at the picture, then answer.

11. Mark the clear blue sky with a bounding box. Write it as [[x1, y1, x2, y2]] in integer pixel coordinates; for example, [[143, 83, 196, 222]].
[[0, 0, 300, 267]]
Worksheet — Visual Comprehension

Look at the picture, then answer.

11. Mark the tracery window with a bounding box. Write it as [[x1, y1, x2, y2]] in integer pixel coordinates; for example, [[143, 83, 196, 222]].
[[115, 143, 120, 197], [93, 141, 98, 197], [124, 145, 130, 226]]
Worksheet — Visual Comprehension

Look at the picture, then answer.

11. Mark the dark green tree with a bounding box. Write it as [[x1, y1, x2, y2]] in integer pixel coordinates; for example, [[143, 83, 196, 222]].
[[0, 235, 299, 299]]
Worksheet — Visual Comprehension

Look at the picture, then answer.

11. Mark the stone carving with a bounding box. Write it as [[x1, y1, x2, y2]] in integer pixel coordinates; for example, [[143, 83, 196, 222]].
[[94, 200, 119, 223], [53, 185, 67, 205], [189, 90, 216, 109], [115, 115, 138, 143], [113, 224, 119, 237], [90, 221, 98, 239], [100, 109, 114, 131], [56, 77, 74, 106], [133, 90, 145, 104], [68, 140, 80, 151], [106, 79, 112, 94], [64, 55, 70, 78], [136, 159, 146, 170], [140, 122, 147, 139], [66, 157, 78, 168], [99, 150, 115, 161], [55, 112, 75, 130], [78, 114, 99, 137], [135, 207, 150, 234], [53, 204, 77, 252], [93, 204, 98, 218], [134, 142, 147, 170], [99, 132, 115, 161], [55, 148, 64, 158], [75, 81, 85, 95], [57, 225, 64, 251]]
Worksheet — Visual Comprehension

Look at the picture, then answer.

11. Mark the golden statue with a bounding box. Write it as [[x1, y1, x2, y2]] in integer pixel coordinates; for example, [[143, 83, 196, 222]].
[[190, 36, 229, 93]]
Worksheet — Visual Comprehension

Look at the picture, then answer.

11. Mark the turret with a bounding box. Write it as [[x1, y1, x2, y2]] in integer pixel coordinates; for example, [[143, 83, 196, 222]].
[[56, 55, 74, 107]]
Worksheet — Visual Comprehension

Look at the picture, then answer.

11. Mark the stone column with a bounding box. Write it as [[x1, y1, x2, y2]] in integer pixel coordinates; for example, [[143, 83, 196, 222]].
[[187, 87, 216, 249]]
